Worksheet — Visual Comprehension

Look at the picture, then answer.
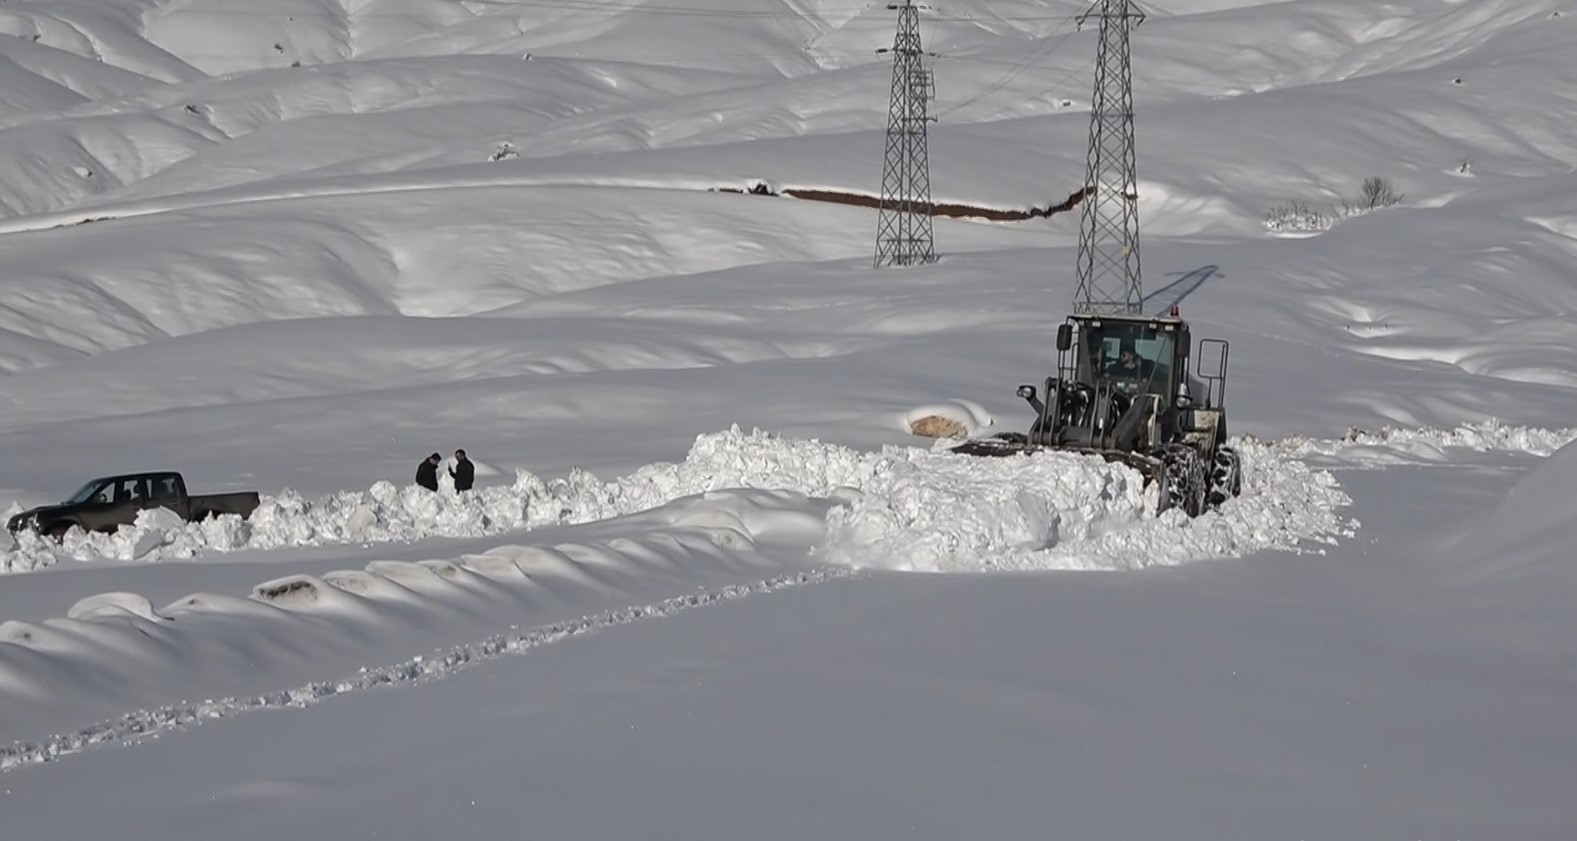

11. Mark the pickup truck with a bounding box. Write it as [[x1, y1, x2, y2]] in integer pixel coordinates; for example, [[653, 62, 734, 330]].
[[6, 471, 261, 541]]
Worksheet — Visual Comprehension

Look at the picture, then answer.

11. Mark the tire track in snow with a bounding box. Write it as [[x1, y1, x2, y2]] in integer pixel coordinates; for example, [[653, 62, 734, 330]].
[[0, 566, 851, 775]]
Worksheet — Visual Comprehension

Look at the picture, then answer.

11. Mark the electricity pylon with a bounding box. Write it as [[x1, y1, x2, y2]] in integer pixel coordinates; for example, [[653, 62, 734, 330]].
[[1073, 0, 1145, 313], [874, 0, 937, 268]]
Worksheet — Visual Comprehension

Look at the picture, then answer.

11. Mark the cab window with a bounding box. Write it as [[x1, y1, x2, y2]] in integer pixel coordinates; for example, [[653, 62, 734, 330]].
[[1079, 322, 1176, 397]]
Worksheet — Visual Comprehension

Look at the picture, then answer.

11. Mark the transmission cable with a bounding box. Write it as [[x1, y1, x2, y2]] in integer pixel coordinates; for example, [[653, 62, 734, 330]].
[[975, 55, 1097, 120], [936, 17, 1082, 119]]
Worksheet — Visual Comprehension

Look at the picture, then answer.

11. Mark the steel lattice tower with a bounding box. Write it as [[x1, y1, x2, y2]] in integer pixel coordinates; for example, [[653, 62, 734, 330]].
[[1073, 0, 1146, 313], [873, 0, 937, 268]]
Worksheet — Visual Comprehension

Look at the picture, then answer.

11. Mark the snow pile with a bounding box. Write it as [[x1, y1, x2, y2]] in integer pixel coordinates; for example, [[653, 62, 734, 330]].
[[823, 434, 1355, 573], [10, 421, 1568, 578], [4, 426, 1363, 575], [820, 449, 1148, 572], [5, 426, 1138, 571], [1026, 437, 1356, 571]]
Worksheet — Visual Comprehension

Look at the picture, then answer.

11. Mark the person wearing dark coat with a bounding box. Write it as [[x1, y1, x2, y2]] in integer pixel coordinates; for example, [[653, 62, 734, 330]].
[[450, 449, 475, 492], [415, 453, 441, 491]]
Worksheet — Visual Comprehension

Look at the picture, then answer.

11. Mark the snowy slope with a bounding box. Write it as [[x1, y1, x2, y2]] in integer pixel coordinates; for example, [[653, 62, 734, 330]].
[[1, 0, 1576, 836], [0, 0, 1568, 479]]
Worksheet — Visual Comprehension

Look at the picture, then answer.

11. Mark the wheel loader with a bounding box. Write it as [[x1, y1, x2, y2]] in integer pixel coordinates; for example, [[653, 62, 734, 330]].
[[953, 307, 1241, 516]]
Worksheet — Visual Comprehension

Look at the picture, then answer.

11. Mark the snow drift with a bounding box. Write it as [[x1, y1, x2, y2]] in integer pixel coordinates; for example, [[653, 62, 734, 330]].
[[1446, 435, 1577, 574]]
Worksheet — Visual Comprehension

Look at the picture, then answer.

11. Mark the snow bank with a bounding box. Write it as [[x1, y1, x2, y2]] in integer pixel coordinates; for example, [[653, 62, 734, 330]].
[[1256, 420, 1577, 467], [8, 421, 1566, 578], [21, 420, 1560, 578], [5, 424, 1372, 576], [0, 426, 902, 572], [819, 432, 1358, 573]]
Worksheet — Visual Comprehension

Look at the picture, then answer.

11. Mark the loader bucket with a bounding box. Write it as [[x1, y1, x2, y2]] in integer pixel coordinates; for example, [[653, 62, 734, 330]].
[[949, 435, 1163, 486]]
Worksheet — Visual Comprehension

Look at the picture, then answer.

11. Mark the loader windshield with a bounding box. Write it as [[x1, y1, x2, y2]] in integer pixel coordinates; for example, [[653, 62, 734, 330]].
[[1078, 320, 1177, 399]]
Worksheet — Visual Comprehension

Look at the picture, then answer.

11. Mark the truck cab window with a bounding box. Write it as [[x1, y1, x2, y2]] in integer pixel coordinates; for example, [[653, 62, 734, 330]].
[[66, 480, 109, 504]]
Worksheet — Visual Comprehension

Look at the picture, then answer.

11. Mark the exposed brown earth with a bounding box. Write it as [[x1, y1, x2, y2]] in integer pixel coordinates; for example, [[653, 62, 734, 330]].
[[712, 183, 1092, 221], [907, 415, 972, 439]]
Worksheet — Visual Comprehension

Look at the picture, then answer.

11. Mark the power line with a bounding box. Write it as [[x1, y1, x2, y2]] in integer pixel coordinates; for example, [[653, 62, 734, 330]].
[[974, 55, 1096, 120], [936, 18, 1082, 117]]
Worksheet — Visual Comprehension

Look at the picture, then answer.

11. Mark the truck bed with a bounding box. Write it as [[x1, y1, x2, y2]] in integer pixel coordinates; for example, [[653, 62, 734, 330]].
[[188, 492, 261, 520]]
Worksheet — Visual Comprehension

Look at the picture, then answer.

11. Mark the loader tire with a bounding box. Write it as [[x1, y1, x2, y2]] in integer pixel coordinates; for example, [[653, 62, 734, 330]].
[[1207, 445, 1243, 510], [1157, 445, 1207, 517]]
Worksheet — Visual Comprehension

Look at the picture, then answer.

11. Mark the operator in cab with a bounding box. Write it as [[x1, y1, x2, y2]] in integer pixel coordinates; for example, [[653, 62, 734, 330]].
[[1105, 339, 1153, 382]]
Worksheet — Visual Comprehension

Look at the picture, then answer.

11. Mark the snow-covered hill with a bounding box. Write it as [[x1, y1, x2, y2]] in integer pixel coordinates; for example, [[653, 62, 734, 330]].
[[0, 0, 1571, 499], [2, 1, 1576, 837]]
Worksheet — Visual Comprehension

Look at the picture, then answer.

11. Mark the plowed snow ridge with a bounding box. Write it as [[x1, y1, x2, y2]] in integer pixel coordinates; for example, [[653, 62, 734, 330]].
[[5, 421, 1564, 575]]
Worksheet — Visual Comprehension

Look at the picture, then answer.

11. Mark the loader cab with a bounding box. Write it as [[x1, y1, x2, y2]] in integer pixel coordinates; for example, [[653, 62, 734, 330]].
[[1059, 313, 1189, 408]]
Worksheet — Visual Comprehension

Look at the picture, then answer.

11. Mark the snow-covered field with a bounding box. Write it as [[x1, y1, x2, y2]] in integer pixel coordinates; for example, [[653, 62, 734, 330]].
[[2, 0, 1576, 836]]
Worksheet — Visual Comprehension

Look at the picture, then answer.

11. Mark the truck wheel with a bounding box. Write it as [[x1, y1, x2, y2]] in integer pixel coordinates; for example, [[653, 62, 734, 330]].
[[45, 522, 73, 542]]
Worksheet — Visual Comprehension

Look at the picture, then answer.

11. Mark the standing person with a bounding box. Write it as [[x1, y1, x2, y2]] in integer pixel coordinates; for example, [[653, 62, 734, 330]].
[[450, 449, 475, 492], [415, 452, 441, 492]]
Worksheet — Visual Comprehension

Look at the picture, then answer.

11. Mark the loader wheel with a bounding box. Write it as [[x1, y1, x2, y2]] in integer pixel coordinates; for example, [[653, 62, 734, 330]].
[[1157, 445, 1207, 517], [1207, 446, 1243, 510]]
